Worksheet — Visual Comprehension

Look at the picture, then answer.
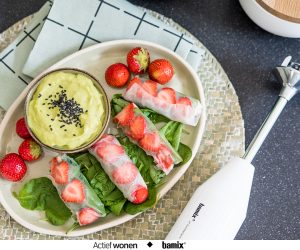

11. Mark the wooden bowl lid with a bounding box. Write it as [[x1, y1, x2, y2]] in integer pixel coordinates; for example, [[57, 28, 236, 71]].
[[257, 0, 300, 23]]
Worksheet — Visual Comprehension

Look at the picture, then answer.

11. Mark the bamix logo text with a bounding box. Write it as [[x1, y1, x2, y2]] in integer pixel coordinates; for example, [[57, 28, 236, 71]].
[[162, 241, 186, 249]]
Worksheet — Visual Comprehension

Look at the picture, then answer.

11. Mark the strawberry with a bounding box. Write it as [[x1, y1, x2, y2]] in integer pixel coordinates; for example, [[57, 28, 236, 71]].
[[92, 134, 115, 149], [126, 76, 142, 91], [157, 88, 176, 104], [96, 143, 125, 162], [100, 134, 115, 142], [112, 163, 138, 185], [77, 207, 100, 226], [155, 145, 174, 171], [177, 97, 192, 106], [139, 132, 161, 152], [113, 103, 135, 126], [132, 185, 148, 204], [105, 63, 130, 88], [0, 153, 27, 182], [16, 117, 31, 139], [129, 116, 146, 140], [50, 160, 69, 184], [18, 138, 42, 161], [148, 59, 174, 84], [143, 80, 158, 96], [127, 47, 150, 74], [61, 179, 85, 203]]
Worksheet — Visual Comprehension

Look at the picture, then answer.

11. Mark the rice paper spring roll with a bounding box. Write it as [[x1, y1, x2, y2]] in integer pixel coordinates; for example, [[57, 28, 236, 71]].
[[123, 77, 202, 126], [88, 134, 148, 204], [113, 103, 182, 174], [50, 154, 106, 226]]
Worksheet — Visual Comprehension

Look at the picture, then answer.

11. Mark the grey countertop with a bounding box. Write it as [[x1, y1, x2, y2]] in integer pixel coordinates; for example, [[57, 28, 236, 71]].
[[0, 0, 299, 240]]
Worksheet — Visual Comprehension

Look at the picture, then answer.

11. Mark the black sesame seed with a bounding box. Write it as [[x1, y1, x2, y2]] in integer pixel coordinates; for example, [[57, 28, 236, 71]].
[[38, 94, 42, 98], [59, 85, 63, 89], [48, 83, 51, 86], [60, 125, 65, 128], [64, 129, 67, 131], [51, 119, 54, 121], [73, 134, 76, 136], [46, 114, 50, 116], [50, 128, 53, 131], [42, 103, 45, 105]]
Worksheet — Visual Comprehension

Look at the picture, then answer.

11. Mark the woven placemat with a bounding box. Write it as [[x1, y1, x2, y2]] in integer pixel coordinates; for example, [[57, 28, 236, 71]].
[[0, 9, 245, 240]]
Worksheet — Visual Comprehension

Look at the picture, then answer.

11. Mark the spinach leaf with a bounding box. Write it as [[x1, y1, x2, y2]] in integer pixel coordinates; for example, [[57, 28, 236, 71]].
[[13, 177, 72, 226], [140, 108, 170, 124], [177, 143, 192, 166], [73, 153, 126, 216], [111, 94, 130, 117], [117, 136, 165, 186], [160, 121, 183, 151], [124, 186, 157, 215]]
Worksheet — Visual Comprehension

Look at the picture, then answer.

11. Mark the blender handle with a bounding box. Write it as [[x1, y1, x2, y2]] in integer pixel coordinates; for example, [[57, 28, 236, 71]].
[[243, 96, 288, 162]]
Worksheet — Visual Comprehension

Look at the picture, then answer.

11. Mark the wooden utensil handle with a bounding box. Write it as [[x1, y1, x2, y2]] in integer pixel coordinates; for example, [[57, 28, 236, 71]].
[[257, 0, 300, 23]]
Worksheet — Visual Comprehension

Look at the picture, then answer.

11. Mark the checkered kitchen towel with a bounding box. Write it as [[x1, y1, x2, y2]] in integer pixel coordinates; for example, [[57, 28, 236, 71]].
[[0, 0, 204, 110]]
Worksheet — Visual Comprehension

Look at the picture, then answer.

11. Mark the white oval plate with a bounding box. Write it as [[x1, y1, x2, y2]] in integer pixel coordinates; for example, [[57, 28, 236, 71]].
[[0, 39, 206, 236]]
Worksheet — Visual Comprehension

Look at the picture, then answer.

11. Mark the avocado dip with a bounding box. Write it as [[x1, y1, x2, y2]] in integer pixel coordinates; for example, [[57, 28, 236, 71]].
[[27, 71, 106, 150]]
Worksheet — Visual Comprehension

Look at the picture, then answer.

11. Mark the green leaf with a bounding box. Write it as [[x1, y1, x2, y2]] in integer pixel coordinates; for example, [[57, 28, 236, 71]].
[[111, 94, 130, 116], [140, 108, 170, 124], [177, 143, 192, 166], [117, 136, 165, 186], [160, 121, 183, 151], [14, 177, 72, 226], [109, 199, 127, 216], [149, 165, 166, 185], [124, 187, 157, 215], [72, 153, 127, 216]]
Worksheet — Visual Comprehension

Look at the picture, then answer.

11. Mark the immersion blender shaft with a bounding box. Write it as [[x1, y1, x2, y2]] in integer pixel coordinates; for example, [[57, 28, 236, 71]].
[[243, 97, 288, 162]]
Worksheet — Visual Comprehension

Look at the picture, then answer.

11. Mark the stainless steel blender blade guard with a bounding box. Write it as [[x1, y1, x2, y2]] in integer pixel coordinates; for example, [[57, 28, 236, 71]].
[[274, 56, 300, 101]]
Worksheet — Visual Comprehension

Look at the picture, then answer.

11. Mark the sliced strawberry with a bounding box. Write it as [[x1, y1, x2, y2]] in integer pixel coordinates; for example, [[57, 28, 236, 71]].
[[96, 143, 125, 162], [51, 160, 69, 184], [113, 103, 134, 126], [92, 136, 113, 149], [157, 88, 176, 104], [61, 179, 85, 203], [129, 116, 146, 140], [50, 157, 59, 170], [112, 162, 138, 185], [177, 97, 192, 106], [139, 132, 161, 152], [142, 80, 158, 96], [100, 134, 115, 142], [126, 77, 143, 91], [78, 207, 100, 226], [132, 185, 148, 204], [155, 145, 174, 171]]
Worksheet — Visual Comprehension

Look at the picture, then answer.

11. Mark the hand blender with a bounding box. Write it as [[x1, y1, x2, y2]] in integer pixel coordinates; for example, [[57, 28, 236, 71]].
[[166, 56, 300, 240]]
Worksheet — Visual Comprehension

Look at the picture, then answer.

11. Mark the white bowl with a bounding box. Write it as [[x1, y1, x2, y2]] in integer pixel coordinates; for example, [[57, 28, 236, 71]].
[[240, 0, 300, 38]]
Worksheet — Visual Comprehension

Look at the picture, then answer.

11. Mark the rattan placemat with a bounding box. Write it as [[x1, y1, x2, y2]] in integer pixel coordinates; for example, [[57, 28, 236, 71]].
[[0, 9, 245, 240]]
